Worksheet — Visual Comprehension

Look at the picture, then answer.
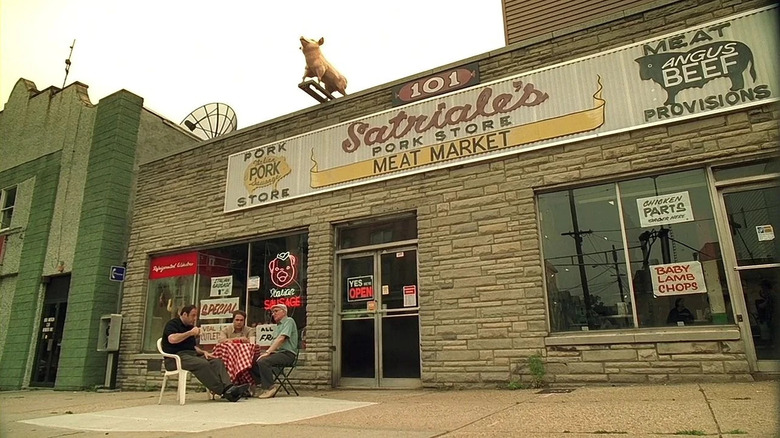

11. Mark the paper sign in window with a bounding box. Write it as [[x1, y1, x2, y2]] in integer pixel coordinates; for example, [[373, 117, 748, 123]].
[[650, 261, 707, 297], [403, 285, 417, 307]]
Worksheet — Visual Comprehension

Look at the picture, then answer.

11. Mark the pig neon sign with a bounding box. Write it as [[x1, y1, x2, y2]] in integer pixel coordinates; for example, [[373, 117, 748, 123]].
[[269, 252, 298, 288]]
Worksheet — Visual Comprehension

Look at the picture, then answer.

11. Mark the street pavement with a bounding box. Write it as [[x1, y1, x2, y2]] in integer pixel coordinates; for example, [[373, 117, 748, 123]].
[[1, 381, 778, 437]]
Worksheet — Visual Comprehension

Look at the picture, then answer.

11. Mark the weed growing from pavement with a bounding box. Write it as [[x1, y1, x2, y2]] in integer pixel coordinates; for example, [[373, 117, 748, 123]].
[[674, 430, 706, 435], [528, 354, 546, 388], [593, 430, 627, 434], [724, 430, 747, 435]]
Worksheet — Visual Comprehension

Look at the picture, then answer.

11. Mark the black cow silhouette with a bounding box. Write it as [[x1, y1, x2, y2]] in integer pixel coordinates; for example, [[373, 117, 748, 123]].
[[635, 41, 756, 104]]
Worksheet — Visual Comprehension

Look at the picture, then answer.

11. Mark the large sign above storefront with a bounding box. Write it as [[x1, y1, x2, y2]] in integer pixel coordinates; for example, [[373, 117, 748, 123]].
[[225, 6, 778, 212]]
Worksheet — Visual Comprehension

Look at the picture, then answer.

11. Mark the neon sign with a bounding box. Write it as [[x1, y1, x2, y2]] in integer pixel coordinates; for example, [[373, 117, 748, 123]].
[[265, 251, 302, 309], [269, 252, 297, 288]]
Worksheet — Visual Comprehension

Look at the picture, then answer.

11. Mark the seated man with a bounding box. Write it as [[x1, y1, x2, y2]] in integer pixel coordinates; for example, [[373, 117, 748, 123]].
[[162, 305, 248, 402], [250, 303, 298, 399], [218, 310, 254, 343]]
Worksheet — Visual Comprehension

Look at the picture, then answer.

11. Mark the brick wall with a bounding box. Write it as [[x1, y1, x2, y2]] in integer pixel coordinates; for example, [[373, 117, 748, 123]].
[[118, 0, 778, 389]]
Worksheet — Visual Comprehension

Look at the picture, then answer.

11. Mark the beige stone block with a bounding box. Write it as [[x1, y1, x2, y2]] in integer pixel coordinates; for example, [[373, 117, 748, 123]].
[[580, 162, 632, 179], [566, 362, 605, 374], [656, 341, 719, 354], [648, 374, 669, 383], [721, 340, 746, 354], [435, 350, 479, 362], [667, 116, 726, 135], [717, 132, 769, 149], [511, 337, 546, 349], [478, 328, 509, 338], [701, 361, 725, 374], [723, 360, 750, 373], [436, 324, 477, 336], [581, 349, 637, 362], [467, 338, 514, 350], [544, 363, 568, 374], [481, 372, 511, 382], [453, 276, 496, 288]]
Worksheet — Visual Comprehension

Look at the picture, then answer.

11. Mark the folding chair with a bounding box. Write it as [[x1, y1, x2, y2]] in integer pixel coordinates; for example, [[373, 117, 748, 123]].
[[157, 338, 190, 405], [272, 336, 301, 396]]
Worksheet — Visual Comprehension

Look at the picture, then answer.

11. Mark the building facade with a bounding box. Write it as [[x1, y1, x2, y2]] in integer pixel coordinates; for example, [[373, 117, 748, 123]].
[[0, 79, 198, 390], [118, 0, 778, 390]]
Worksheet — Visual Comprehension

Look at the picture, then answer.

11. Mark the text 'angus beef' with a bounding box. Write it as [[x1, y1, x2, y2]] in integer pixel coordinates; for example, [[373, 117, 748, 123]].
[[635, 41, 756, 104]]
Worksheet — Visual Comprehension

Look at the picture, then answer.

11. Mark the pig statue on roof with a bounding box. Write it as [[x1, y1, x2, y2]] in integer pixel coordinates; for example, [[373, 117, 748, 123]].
[[300, 36, 348, 97]]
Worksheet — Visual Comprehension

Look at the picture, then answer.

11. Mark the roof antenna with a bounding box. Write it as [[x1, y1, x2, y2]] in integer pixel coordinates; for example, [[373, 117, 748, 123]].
[[62, 39, 75, 89]]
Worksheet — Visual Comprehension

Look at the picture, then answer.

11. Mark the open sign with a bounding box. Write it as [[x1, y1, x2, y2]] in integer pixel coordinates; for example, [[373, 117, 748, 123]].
[[347, 275, 374, 302]]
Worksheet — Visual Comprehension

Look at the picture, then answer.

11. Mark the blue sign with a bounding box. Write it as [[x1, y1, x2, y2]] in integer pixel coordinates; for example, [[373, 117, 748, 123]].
[[109, 266, 126, 282]]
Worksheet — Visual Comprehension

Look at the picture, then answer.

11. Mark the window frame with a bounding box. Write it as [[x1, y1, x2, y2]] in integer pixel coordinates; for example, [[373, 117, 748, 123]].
[[538, 168, 732, 333], [0, 185, 17, 231]]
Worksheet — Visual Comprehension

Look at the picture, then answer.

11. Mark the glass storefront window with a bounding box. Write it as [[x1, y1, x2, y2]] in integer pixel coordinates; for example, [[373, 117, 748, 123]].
[[712, 160, 780, 181], [248, 233, 308, 343], [339, 216, 417, 249], [619, 170, 732, 327], [142, 252, 198, 352], [539, 169, 734, 333], [142, 233, 308, 352], [539, 184, 630, 331]]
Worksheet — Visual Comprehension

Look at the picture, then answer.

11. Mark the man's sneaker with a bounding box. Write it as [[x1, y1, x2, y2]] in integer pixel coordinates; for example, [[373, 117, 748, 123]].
[[256, 383, 280, 399]]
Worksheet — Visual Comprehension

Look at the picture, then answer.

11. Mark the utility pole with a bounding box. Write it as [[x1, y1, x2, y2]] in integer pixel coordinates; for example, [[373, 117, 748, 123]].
[[611, 245, 625, 302], [561, 190, 594, 329], [62, 40, 75, 89]]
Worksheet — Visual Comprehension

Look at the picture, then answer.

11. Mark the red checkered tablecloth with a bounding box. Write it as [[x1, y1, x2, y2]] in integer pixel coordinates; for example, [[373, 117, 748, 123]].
[[212, 342, 260, 385]]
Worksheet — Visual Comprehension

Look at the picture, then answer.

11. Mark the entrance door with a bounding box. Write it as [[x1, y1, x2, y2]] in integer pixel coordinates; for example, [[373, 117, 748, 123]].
[[31, 275, 70, 387], [338, 247, 421, 387], [719, 183, 779, 372]]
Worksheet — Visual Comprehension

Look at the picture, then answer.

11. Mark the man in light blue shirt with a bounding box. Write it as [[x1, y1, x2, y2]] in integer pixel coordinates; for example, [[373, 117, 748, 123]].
[[251, 303, 298, 398]]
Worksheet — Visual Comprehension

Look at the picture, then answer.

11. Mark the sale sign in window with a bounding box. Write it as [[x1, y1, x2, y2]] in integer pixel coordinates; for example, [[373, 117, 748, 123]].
[[650, 261, 707, 297], [347, 275, 374, 302]]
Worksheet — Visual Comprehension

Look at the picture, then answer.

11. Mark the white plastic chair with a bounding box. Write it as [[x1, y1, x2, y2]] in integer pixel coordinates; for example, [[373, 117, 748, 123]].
[[157, 337, 189, 405]]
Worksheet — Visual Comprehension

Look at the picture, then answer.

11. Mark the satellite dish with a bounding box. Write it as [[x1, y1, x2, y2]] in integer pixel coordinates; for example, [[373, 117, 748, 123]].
[[180, 103, 237, 140]]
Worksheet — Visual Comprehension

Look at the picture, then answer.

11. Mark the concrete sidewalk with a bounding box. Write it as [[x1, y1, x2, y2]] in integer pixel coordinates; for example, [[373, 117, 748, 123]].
[[1, 381, 778, 437]]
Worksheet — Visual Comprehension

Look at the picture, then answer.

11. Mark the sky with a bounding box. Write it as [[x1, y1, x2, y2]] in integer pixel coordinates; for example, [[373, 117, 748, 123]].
[[1, 1, 505, 130]]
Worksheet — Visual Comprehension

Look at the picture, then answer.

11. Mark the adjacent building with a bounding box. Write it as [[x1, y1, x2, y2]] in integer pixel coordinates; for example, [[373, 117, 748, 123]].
[[0, 79, 198, 389], [110, 0, 776, 388]]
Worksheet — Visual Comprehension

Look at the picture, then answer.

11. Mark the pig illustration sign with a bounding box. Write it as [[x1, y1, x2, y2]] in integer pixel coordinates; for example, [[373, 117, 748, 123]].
[[224, 6, 778, 212], [650, 261, 707, 297]]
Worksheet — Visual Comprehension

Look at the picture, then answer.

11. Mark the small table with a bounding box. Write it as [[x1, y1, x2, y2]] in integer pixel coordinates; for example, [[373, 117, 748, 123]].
[[212, 342, 260, 385]]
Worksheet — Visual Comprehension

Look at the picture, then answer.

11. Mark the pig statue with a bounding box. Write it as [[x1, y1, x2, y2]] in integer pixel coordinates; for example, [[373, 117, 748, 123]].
[[300, 36, 348, 96]]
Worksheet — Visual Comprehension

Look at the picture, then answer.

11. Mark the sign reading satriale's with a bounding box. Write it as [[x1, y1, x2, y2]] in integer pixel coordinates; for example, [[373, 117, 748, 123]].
[[224, 7, 778, 212]]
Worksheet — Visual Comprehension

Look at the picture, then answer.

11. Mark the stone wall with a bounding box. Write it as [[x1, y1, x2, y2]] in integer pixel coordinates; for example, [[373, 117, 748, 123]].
[[117, 0, 778, 389]]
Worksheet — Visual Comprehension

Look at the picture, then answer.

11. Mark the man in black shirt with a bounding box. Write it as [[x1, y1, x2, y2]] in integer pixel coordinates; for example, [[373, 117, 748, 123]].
[[162, 305, 248, 402]]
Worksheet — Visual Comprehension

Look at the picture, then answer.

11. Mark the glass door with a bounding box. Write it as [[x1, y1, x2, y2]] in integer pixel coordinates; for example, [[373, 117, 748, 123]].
[[719, 182, 779, 371], [31, 275, 70, 387], [338, 247, 421, 387]]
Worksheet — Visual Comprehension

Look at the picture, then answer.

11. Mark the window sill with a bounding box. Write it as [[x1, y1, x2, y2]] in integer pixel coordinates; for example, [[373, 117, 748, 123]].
[[545, 325, 741, 346]]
